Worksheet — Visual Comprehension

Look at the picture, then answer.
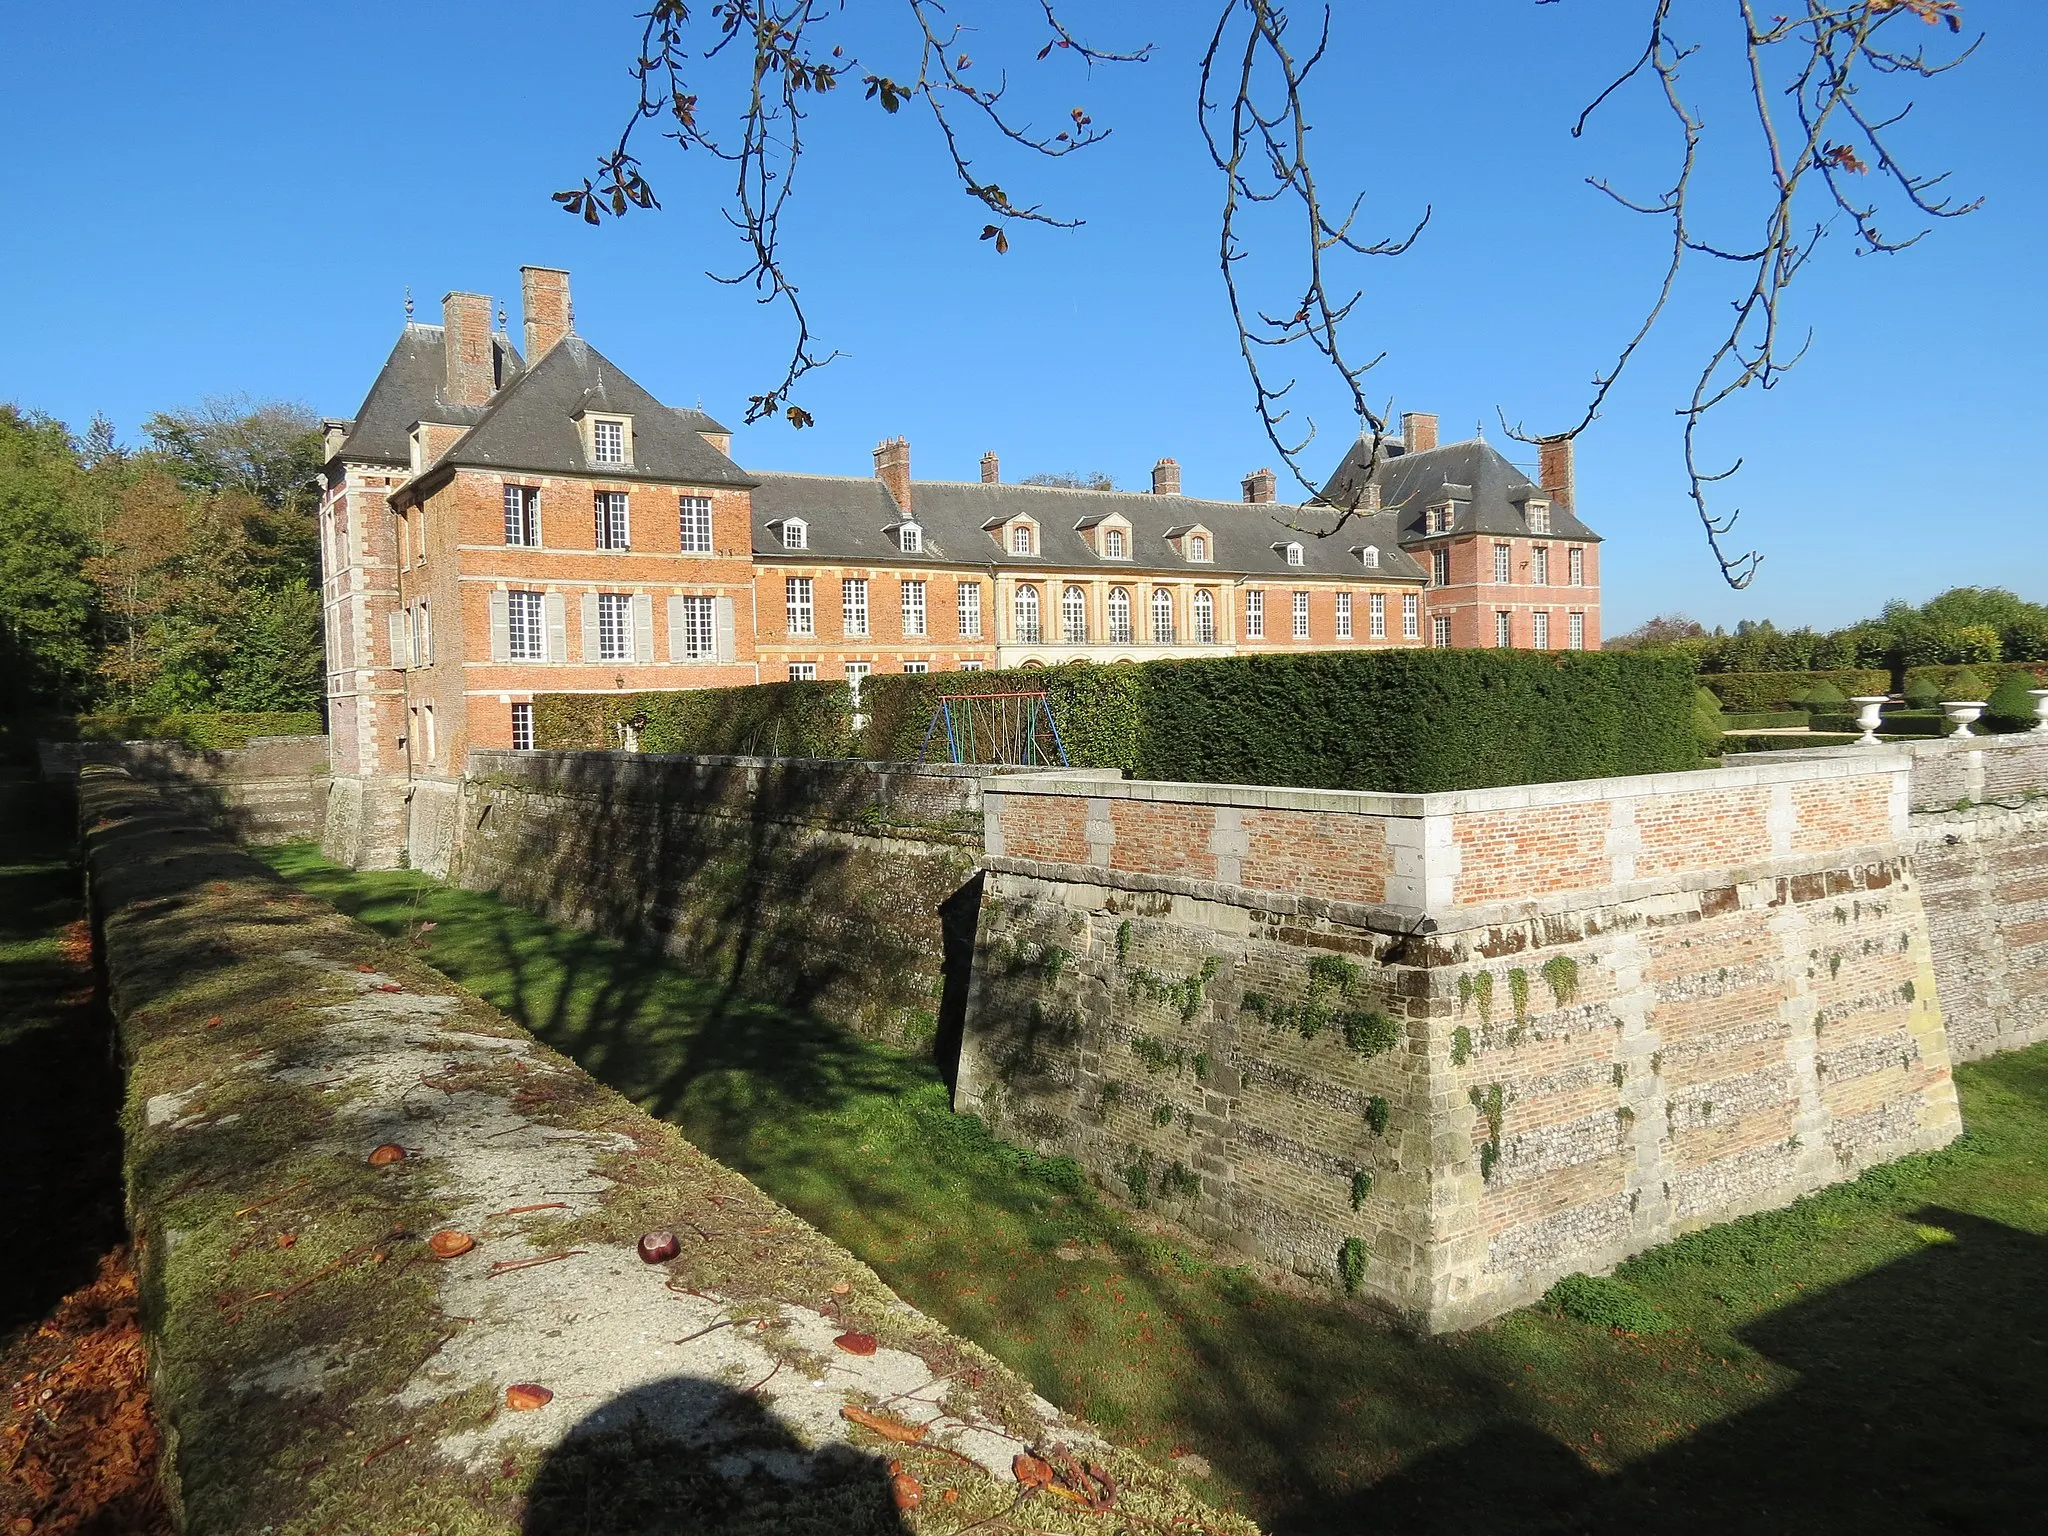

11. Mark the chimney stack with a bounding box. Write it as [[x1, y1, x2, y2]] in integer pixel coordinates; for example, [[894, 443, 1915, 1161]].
[[442, 291, 494, 407], [1151, 457, 1182, 496], [980, 450, 1000, 484], [1401, 411, 1439, 454], [1242, 466, 1277, 505], [874, 436, 912, 513], [1359, 481, 1381, 513], [520, 265, 572, 363], [1538, 435, 1576, 510]]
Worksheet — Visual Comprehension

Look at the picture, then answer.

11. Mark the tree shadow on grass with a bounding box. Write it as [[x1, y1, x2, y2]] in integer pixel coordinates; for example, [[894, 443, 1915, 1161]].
[[1295, 1206, 2048, 1535], [521, 1374, 909, 1536]]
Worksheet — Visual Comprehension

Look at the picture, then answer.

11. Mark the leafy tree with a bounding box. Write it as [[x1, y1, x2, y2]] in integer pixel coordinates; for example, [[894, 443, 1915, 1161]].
[[0, 408, 97, 712], [217, 578, 323, 712], [1606, 614, 1705, 652], [144, 396, 322, 593], [1020, 471, 1116, 491]]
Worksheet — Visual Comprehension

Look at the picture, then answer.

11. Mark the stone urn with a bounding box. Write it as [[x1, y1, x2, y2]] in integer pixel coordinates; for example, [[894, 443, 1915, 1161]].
[[1849, 696, 1889, 746], [1942, 700, 1987, 739], [2029, 688, 2048, 734]]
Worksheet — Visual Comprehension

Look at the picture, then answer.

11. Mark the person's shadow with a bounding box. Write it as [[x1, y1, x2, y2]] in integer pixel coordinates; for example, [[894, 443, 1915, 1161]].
[[521, 1374, 911, 1536]]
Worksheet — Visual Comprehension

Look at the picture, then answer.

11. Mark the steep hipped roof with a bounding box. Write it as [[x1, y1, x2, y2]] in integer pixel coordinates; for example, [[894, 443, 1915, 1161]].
[[336, 323, 522, 466], [748, 473, 1427, 582], [1321, 435, 1603, 544], [429, 336, 755, 489]]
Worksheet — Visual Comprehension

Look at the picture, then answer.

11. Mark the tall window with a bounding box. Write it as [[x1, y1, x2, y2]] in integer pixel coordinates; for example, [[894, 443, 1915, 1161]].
[[1568, 546, 1585, 586], [1291, 591, 1309, 639], [1105, 528, 1126, 558], [844, 661, 870, 704], [1529, 502, 1551, 535], [1493, 543, 1512, 583], [504, 485, 540, 547], [1245, 589, 1265, 640], [1533, 611, 1551, 649], [510, 701, 534, 752], [595, 491, 630, 550], [1431, 548, 1450, 586], [591, 419, 625, 464], [958, 582, 982, 637], [1152, 589, 1175, 644], [679, 594, 714, 659], [1193, 589, 1216, 643], [1014, 585, 1041, 643], [842, 578, 869, 636], [1402, 593, 1420, 639], [507, 590, 545, 660], [597, 593, 634, 660], [1062, 586, 1088, 644], [788, 662, 817, 681], [421, 704, 436, 764], [1370, 592, 1387, 639], [1495, 610, 1513, 648], [678, 496, 713, 553], [413, 601, 432, 666], [1107, 588, 1133, 644], [1011, 525, 1033, 555], [1568, 611, 1586, 650], [786, 576, 814, 636], [902, 579, 927, 637], [781, 519, 808, 550], [1335, 592, 1353, 639], [1189, 534, 1208, 561], [1532, 545, 1550, 585], [1433, 616, 1452, 648]]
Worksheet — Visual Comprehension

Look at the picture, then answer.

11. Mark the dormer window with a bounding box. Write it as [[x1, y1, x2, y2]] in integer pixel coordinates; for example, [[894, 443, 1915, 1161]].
[[1284, 542, 1304, 568], [1527, 499, 1552, 535], [1427, 504, 1457, 535], [780, 518, 808, 551], [1190, 534, 1208, 562], [1359, 546, 1381, 570], [1011, 525, 1033, 555], [592, 419, 627, 465], [899, 522, 923, 554], [1104, 528, 1125, 559]]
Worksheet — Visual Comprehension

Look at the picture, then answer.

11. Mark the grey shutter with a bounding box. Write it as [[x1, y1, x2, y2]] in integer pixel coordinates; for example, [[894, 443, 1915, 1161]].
[[714, 595, 736, 663], [543, 592, 567, 663], [667, 595, 686, 661], [632, 593, 654, 663], [488, 590, 510, 662], [387, 610, 409, 669], [581, 592, 601, 662]]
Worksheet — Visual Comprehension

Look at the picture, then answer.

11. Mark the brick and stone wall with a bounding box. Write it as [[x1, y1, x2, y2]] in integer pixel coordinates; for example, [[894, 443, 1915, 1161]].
[[40, 734, 330, 844], [1909, 799, 2048, 1062], [961, 754, 1967, 1330]]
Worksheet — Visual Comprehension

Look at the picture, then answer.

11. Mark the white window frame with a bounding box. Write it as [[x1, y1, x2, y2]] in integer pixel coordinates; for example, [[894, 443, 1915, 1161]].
[[1433, 616, 1452, 649], [1011, 525, 1033, 555], [1108, 587, 1133, 645], [958, 659, 984, 671], [1062, 585, 1088, 644], [510, 701, 534, 751], [1568, 611, 1586, 650], [1193, 589, 1216, 644], [842, 577, 869, 637], [1493, 543, 1512, 584], [900, 522, 923, 554], [507, 590, 545, 661], [1533, 610, 1551, 649], [1189, 534, 1209, 562], [1335, 592, 1353, 639], [679, 495, 713, 554], [1533, 545, 1550, 586], [1245, 589, 1265, 640], [1369, 592, 1387, 639], [786, 576, 815, 636], [679, 594, 715, 660], [902, 578, 927, 637], [1495, 610, 1513, 649], [595, 491, 630, 550], [590, 418, 626, 465], [1152, 588, 1176, 645], [957, 582, 982, 638], [1104, 527, 1126, 559], [780, 518, 808, 551], [788, 662, 818, 682], [1568, 546, 1585, 587], [1014, 584, 1042, 643], [1431, 548, 1450, 587], [1528, 500, 1552, 535], [504, 484, 540, 547], [597, 592, 634, 661], [1291, 590, 1310, 639], [1403, 593, 1420, 639], [1285, 542, 1304, 568], [844, 661, 871, 703], [902, 659, 930, 675]]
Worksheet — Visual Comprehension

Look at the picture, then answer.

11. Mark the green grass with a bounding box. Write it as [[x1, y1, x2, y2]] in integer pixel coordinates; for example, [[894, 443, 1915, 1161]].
[[260, 843, 2048, 1534]]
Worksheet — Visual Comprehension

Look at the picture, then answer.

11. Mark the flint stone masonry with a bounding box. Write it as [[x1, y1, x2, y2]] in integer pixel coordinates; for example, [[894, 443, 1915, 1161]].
[[86, 767, 1249, 1536], [961, 750, 1974, 1330], [39, 734, 330, 843]]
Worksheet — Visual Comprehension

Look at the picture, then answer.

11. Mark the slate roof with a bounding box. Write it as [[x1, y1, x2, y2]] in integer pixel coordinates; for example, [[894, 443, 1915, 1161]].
[[1321, 435, 1603, 544], [748, 474, 1427, 583], [336, 323, 522, 466]]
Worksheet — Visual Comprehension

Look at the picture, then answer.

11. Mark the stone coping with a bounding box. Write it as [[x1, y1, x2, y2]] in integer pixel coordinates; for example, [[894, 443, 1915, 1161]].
[[83, 766, 1250, 1536], [469, 748, 1121, 783]]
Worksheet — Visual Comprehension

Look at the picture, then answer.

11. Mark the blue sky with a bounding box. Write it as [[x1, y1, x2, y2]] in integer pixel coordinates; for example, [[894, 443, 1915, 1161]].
[[2, 2, 2040, 632]]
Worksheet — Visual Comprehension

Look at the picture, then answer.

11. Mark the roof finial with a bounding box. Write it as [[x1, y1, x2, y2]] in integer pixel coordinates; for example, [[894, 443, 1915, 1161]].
[[403, 287, 414, 321], [497, 301, 507, 332], [1475, 418, 1485, 441]]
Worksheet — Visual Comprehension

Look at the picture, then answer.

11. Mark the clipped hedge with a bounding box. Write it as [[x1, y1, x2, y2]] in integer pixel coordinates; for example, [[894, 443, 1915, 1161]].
[[1133, 649, 1699, 793], [1697, 670, 1889, 712], [860, 664, 1146, 772], [533, 681, 856, 758], [1721, 731, 1862, 754], [70, 711, 324, 750], [1902, 662, 2047, 706], [1722, 710, 1809, 730]]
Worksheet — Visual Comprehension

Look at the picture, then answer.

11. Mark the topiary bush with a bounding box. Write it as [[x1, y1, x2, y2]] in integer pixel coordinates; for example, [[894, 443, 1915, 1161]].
[[1800, 680, 1848, 712], [1693, 687, 1725, 762], [1544, 1272, 1674, 1334], [1984, 670, 2042, 731], [1903, 674, 1943, 710], [1943, 669, 1991, 705], [1697, 670, 1889, 713]]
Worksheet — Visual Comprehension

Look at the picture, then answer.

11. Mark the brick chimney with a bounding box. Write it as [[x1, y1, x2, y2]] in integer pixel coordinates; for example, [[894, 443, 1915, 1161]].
[[1358, 482, 1381, 513], [442, 292, 494, 407], [520, 265, 572, 363], [1401, 411, 1438, 454], [980, 450, 1000, 484], [1538, 434, 1576, 510], [1151, 458, 1182, 496], [1241, 466, 1277, 505], [874, 436, 912, 513]]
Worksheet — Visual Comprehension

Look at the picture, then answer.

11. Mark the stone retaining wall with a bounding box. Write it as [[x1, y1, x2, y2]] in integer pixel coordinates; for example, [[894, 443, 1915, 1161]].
[[41, 734, 329, 843], [83, 766, 1247, 1536]]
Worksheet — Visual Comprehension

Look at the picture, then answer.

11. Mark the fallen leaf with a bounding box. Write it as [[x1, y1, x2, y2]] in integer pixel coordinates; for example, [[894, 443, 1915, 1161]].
[[841, 1404, 927, 1444], [276, 1233, 297, 1249], [356, 964, 376, 973], [206, 1015, 223, 1029], [376, 983, 404, 993], [1014, 1452, 1055, 1488], [829, 1281, 852, 1296], [943, 1488, 959, 1504], [367, 1144, 407, 1167], [428, 1230, 476, 1259], [505, 1383, 553, 1412], [833, 1332, 878, 1357], [891, 1472, 924, 1511]]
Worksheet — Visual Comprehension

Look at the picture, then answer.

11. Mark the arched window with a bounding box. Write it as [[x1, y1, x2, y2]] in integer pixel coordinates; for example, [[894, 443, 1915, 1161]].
[[1104, 528, 1126, 558], [1014, 584, 1041, 643], [1107, 587, 1132, 644], [1151, 588, 1175, 644], [1062, 586, 1088, 644], [1189, 534, 1208, 562], [1193, 589, 1215, 644], [1285, 542, 1304, 567], [1011, 525, 1033, 555]]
